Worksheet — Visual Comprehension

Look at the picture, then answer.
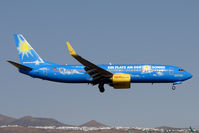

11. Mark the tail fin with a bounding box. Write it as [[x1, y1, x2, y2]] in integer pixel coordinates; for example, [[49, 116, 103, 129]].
[[190, 126, 194, 133], [14, 34, 45, 66]]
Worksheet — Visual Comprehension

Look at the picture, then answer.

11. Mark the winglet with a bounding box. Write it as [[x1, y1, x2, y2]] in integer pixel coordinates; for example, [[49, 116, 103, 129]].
[[66, 42, 77, 56]]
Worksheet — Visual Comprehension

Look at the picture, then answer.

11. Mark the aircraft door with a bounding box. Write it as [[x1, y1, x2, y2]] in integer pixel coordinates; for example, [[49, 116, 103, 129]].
[[43, 69, 48, 79], [39, 68, 48, 79], [169, 67, 174, 75]]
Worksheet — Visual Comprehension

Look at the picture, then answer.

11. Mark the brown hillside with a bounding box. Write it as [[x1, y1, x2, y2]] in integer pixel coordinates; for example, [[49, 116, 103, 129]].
[[0, 114, 16, 125]]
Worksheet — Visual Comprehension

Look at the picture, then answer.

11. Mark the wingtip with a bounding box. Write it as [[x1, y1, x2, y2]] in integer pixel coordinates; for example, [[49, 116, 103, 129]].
[[13, 34, 22, 37], [66, 41, 77, 56], [7, 60, 12, 64]]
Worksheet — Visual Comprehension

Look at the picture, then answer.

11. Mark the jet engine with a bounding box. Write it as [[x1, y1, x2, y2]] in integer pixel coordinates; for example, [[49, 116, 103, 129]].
[[111, 74, 131, 89]]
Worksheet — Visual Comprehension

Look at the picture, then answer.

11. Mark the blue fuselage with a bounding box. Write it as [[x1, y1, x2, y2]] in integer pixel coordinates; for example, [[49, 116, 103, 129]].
[[20, 63, 192, 84], [10, 34, 193, 92]]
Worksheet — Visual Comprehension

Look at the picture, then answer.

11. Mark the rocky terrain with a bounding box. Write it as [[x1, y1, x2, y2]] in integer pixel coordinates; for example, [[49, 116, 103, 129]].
[[79, 120, 108, 127], [0, 114, 16, 125], [0, 114, 198, 133]]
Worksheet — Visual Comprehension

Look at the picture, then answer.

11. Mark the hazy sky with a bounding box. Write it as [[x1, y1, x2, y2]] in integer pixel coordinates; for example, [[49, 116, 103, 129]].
[[0, 0, 199, 128]]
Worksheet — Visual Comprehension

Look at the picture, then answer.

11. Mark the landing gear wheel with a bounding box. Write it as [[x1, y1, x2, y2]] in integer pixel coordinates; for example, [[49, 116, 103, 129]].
[[98, 83, 105, 93], [172, 85, 176, 90]]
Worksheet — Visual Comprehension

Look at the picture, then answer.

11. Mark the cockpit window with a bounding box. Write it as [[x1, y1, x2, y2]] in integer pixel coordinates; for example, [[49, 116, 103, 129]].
[[179, 69, 184, 72]]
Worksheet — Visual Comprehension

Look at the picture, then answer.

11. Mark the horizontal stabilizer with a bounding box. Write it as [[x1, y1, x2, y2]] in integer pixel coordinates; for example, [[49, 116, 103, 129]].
[[7, 60, 32, 70]]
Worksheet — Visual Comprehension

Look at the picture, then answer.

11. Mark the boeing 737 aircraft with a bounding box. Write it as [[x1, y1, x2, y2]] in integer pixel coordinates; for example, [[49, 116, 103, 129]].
[[8, 34, 192, 93]]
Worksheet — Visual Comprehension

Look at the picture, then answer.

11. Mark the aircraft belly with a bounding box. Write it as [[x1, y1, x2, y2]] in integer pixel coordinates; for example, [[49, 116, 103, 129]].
[[47, 73, 91, 83]]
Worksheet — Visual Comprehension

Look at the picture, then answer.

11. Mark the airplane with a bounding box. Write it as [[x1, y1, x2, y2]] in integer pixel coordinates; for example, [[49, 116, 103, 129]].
[[8, 34, 192, 93], [164, 129, 169, 133], [190, 126, 195, 133]]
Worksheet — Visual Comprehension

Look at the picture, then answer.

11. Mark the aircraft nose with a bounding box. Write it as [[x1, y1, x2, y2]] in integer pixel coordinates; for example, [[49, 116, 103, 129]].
[[186, 72, 192, 80]]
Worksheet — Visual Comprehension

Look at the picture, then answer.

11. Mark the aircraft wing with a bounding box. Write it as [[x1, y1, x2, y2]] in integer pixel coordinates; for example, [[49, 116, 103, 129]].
[[66, 42, 113, 84]]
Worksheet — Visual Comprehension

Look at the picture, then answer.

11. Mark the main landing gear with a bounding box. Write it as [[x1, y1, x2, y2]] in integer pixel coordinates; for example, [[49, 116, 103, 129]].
[[98, 82, 105, 93]]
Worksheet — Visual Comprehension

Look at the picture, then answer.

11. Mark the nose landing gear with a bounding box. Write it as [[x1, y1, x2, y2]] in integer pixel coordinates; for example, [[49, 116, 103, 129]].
[[171, 81, 182, 90], [172, 85, 176, 90]]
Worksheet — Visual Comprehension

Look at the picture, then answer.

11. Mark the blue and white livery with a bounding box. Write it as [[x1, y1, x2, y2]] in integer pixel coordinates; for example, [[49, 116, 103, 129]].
[[8, 34, 192, 93]]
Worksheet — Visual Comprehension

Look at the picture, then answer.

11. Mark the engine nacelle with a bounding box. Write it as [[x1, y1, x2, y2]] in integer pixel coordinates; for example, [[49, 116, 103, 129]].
[[112, 74, 131, 89]]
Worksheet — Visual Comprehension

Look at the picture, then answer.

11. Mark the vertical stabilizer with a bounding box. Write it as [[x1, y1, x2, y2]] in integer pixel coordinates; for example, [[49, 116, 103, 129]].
[[190, 126, 195, 133], [14, 34, 45, 66]]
